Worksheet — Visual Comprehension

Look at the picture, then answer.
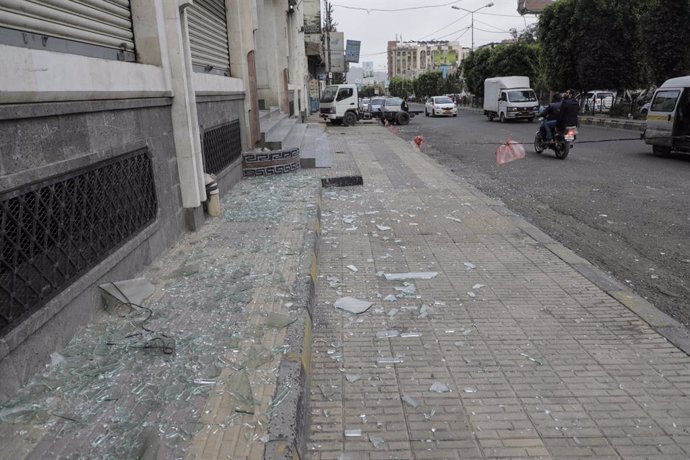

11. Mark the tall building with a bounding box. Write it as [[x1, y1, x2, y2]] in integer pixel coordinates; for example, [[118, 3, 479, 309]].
[[387, 40, 469, 80]]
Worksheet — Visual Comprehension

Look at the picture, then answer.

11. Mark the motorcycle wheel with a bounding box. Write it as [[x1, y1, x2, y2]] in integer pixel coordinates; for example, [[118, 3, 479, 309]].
[[554, 140, 570, 160], [534, 132, 545, 154]]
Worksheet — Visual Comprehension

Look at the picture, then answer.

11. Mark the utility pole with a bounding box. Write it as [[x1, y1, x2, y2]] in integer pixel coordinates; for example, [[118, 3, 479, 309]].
[[324, 1, 332, 85], [451, 3, 494, 51]]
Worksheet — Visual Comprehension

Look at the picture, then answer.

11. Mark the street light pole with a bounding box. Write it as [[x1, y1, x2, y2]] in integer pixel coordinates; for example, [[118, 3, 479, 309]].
[[451, 3, 494, 51]]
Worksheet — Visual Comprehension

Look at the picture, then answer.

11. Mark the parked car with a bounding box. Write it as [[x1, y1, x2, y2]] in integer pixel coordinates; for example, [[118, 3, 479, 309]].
[[425, 96, 458, 117], [360, 98, 371, 118], [368, 97, 385, 119], [640, 101, 651, 119], [580, 91, 615, 113]]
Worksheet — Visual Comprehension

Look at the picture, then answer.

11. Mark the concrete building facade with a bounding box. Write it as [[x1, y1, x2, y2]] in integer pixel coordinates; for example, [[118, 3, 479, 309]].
[[387, 40, 469, 80], [0, 0, 315, 402]]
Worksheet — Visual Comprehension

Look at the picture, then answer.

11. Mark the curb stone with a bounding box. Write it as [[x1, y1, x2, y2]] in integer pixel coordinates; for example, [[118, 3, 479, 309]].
[[265, 187, 321, 460]]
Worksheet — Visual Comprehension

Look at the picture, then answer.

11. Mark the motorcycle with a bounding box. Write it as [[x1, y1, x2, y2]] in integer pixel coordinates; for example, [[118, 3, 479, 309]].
[[534, 118, 577, 159]]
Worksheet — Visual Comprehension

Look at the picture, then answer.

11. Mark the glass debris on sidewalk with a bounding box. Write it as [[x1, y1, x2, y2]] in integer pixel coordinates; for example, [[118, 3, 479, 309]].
[[520, 352, 544, 366], [334, 297, 374, 314], [383, 272, 438, 280], [430, 382, 450, 393], [0, 174, 319, 458]]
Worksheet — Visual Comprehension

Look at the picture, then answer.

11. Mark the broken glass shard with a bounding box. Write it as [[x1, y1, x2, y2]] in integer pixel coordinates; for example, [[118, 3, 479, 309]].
[[265, 313, 296, 328], [376, 357, 403, 365], [418, 304, 431, 319], [346, 265, 358, 272], [376, 225, 391, 231], [334, 297, 373, 314], [375, 330, 400, 339], [472, 284, 485, 290], [467, 291, 476, 298], [402, 395, 419, 408], [345, 429, 362, 437], [464, 262, 476, 270], [345, 374, 361, 383], [369, 435, 385, 448], [445, 216, 462, 223], [384, 272, 438, 281], [383, 295, 397, 302], [400, 332, 421, 338], [464, 387, 477, 393], [401, 284, 417, 296], [227, 371, 255, 414], [430, 382, 449, 393], [387, 308, 399, 317], [320, 384, 336, 400], [520, 352, 543, 366]]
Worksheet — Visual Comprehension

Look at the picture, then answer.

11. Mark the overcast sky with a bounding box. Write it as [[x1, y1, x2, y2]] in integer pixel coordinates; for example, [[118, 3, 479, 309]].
[[330, 0, 540, 72]]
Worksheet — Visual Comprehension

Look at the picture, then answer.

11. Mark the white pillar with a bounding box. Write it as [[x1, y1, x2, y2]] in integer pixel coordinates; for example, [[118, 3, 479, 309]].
[[162, 0, 206, 208]]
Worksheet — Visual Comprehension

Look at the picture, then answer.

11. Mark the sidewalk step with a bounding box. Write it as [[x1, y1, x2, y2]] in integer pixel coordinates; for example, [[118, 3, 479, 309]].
[[299, 123, 331, 168], [282, 121, 308, 150], [259, 108, 287, 143], [264, 116, 297, 150]]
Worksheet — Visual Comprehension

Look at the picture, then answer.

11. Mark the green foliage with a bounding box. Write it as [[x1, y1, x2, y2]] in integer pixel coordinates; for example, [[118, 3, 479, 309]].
[[389, 76, 414, 98], [414, 71, 444, 98], [639, 0, 690, 85], [463, 47, 494, 96], [359, 86, 376, 98], [537, 0, 579, 91], [461, 43, 538, 97]]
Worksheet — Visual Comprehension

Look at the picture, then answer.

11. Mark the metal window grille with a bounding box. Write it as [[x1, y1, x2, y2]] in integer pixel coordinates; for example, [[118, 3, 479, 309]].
[[0, 149, 157, 337], [201, 120, 242, 175]]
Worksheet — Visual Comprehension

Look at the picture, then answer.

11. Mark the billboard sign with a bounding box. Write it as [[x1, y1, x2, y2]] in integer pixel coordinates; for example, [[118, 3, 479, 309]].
[[303, 0, 321, 34], [345, 40, 361, 63], [329, 32, 345, 73]]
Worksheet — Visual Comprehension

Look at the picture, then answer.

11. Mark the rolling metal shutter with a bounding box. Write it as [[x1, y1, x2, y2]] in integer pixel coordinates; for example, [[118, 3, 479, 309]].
[[0, 0, 135, 61], [186, 0, 230, 76]]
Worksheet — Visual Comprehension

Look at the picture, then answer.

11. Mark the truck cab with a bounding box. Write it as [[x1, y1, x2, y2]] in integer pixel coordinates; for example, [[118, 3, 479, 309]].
[[319, 84, 360, 126], [483, 76, 539, 123]]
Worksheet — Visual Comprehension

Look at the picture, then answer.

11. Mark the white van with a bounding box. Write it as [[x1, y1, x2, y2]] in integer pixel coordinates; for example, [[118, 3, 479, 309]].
[[642, 76, 690, 155]]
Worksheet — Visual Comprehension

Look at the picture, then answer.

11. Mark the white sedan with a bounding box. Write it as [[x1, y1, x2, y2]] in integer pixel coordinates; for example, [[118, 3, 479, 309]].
[[425, 96, 457, 117]]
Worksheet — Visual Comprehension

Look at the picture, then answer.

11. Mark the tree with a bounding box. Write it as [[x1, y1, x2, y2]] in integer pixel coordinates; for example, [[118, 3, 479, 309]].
[[572, 0, 644, 92], [414, 71, 444, 99], [538, 0, 645, 93], [488, 42, 539, 82], [389, 76, 414, 98], [639, 0, 690, 85], [462, 47, 494, 96], [537, 0, 579, 91]]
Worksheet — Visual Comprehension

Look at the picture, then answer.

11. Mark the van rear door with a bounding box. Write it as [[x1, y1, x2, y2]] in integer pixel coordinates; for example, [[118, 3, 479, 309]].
[[645, 89, 681, 148]]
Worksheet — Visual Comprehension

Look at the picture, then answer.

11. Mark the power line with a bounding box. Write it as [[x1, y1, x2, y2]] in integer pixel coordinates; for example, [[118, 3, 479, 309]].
[[331, 0, 465, 13], [417, 12, 471, 40]]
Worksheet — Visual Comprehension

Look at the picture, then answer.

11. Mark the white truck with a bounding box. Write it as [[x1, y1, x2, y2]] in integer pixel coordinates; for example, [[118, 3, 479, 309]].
[[483, 76, 539, 123], [319, 84, 360, 126]]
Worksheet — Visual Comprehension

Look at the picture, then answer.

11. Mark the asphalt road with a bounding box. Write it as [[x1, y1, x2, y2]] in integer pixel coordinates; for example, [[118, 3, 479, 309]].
[[393, 105, 690, 327]]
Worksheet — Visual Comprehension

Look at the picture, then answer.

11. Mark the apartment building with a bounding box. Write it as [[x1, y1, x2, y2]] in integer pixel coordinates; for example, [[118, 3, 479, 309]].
[[387, 40, 469, 80]]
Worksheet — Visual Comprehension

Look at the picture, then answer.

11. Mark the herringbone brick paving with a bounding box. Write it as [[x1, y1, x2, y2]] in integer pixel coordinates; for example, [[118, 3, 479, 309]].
[[308, 126, 690, 459]]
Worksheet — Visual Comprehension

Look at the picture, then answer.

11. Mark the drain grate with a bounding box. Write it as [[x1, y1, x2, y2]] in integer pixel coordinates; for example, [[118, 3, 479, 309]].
[[202, 120, 242, 175], [321, 176, 363, 188], [0, 149, 157, 337]]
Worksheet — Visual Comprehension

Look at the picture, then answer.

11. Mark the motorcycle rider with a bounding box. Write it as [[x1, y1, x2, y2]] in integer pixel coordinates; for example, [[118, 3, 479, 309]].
[[538, 93, 562, 144], [556, 89, 580, 135]]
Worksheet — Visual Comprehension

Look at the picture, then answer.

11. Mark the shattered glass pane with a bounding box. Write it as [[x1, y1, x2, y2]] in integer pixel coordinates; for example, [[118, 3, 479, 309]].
[[334, 297, 374, 314], [375, 330, 400, 339], [430, 382, 449, 393], [401, 395, 419, 408], [383, 272, 438, 281], [369, 435, 385, 448]]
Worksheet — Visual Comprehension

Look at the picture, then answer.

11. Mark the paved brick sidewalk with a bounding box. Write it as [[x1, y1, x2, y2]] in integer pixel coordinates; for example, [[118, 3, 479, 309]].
[[307, 125, 690, 459]]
